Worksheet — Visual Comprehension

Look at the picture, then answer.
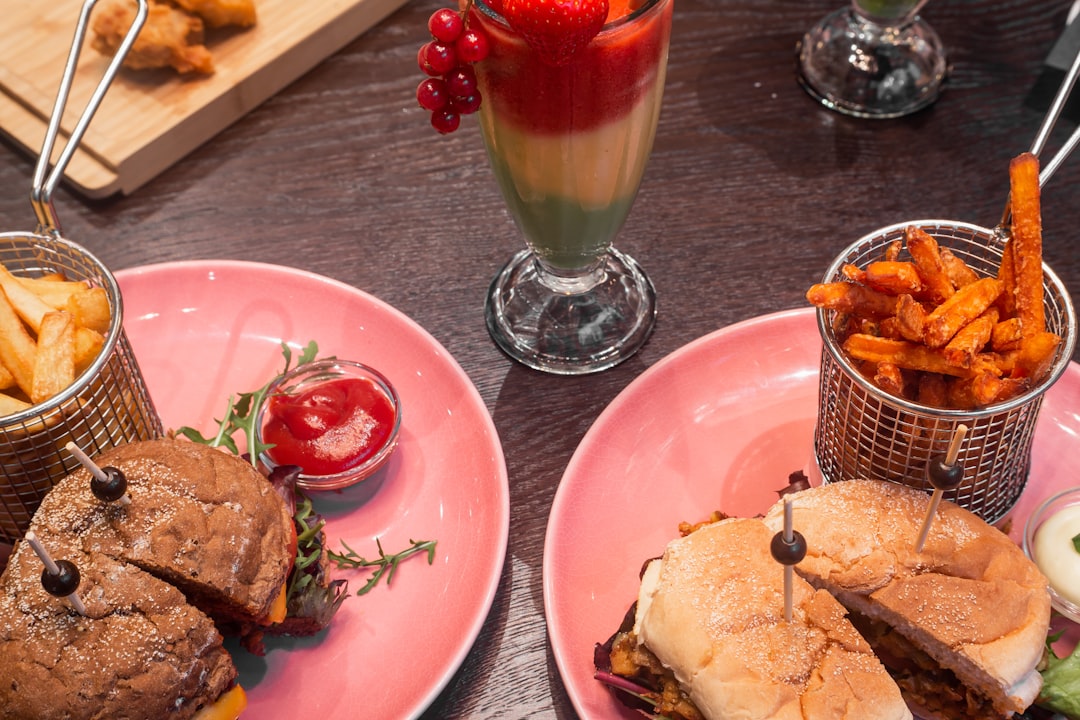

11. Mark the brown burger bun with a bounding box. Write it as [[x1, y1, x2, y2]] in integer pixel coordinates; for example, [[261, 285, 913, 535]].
[[0, 536, 236, 720], [634, 517, 912, 720], [761, 479, 1050, 718], [32, 438, 294, 627]]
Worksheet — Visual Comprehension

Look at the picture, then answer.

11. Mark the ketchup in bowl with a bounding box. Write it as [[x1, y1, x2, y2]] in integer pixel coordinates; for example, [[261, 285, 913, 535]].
[[258, 359, 401, 490]]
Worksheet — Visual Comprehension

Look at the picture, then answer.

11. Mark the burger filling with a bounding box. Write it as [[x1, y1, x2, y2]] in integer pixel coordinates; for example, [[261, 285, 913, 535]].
[[846, 609, 1006, 720]]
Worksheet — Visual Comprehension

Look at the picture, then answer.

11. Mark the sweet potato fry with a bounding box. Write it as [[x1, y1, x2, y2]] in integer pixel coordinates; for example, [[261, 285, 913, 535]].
[[942, 308, 998, 369], [863, 261, 924, 295], [1009, 152, 1045, 337], [883, 239, 902, 262], [806, 282, 899, 318], [996, 239, 1017, 317], [923, 277, 1003, 348], [874, 362, 907, 398], [31, 311, 75, 404], [1010, 331, 1061, 382], [842, 333, 969, 377], [947, 371, 1003, 409], [939, 248, 980, 288], [917, 372, 948, 408], [895, 294, 926, 342], [991, 317, 1023, 352], [905, 225, 955, 303]]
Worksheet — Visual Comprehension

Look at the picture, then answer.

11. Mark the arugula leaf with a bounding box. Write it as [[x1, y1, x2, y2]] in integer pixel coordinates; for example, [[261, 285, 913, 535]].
[[176, 340, 320, 466], [328, 538, 438, 596]]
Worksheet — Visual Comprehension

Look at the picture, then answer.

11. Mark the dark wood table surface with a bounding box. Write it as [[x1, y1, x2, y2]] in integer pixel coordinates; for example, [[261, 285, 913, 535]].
[[1, 0, 1078, 717]]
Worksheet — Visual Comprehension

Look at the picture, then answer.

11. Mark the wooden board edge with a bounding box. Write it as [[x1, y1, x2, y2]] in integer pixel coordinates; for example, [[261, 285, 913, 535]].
[[1, 0, 410, 200]]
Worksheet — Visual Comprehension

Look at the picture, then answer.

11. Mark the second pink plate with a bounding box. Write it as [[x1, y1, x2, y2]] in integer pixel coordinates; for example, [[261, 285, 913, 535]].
[[544, 307, 1080, 719], [117, 260, 509, 720]]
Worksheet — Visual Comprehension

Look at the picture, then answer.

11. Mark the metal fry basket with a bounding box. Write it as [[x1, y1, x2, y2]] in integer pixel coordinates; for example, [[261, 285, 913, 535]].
[[0, 0, 159, 543], [813, 220, 1077, 524]]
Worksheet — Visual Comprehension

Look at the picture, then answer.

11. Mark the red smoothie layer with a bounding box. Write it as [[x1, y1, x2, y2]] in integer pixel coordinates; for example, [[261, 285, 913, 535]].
[[470, 0, 673, 134]]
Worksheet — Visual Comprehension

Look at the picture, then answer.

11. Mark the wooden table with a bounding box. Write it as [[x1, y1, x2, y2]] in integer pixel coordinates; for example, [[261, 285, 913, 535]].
[[0, 0, 1077, 717]]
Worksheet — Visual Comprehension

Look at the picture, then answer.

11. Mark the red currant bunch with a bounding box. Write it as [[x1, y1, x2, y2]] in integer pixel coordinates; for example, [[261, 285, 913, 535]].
[[416, 7, 490, 134]]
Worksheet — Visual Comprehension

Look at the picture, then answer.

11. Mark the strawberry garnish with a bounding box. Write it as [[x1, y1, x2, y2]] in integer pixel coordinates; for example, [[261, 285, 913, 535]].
[[502, 0, 609, 66]]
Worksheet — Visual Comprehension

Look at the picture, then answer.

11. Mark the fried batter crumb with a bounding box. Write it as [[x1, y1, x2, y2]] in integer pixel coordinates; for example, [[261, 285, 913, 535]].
[[92, 0, 215, 75]]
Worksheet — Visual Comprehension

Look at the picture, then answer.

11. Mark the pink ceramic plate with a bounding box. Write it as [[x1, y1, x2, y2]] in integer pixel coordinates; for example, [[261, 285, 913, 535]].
[[116, 261, 509, 720], [543, 307, 1080, 719]]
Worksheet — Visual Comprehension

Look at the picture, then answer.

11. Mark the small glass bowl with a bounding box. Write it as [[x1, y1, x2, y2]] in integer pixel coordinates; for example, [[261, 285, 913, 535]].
[[256, 358, 401, 491], [1023, 486, 1080, 624]]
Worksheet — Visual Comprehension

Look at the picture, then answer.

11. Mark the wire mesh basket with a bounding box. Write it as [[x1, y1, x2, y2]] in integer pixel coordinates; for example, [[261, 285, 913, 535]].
[[0, 232, 162, 541], [0, 0, 157, 544], [813, 220, 1077, 524]]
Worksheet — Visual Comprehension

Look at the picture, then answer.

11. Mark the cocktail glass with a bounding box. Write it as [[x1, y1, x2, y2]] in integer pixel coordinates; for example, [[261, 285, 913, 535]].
[[470, 0, 674, 375], [797, 0, 947, 118]]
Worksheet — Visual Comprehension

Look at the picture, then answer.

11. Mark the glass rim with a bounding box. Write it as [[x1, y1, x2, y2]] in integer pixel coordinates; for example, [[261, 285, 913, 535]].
[[472, 0, 668, 35]]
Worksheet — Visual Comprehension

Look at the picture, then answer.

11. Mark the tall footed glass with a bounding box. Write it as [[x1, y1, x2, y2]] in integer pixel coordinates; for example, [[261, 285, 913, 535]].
[[470, 0, 673, 375], [798, 0, 946, 118]]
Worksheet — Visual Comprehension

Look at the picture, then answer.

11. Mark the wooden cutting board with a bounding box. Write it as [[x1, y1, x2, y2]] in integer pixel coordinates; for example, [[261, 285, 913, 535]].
[[0, 0, 409, 199]]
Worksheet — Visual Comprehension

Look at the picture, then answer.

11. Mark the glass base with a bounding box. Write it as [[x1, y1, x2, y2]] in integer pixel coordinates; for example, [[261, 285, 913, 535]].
[[484, 248, 657, 375], [797, 6, 947, 119]]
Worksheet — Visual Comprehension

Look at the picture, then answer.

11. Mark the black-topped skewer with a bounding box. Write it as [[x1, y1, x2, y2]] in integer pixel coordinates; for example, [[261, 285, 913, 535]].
[[25, 531, 87, 616], [65, 442, 131, 505], [914, 424, 968, 553], [770, 496, 807, 623]]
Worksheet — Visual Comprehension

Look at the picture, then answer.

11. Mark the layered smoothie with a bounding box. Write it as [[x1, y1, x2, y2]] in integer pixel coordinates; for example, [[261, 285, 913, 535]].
[[470, 0, 673, 271]]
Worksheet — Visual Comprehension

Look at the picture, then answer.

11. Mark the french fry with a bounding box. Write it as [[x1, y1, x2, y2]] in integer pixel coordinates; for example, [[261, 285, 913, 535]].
[[74, 327, 106, 375], [31, 311, 75, 404], [65, 286, 111, 335], [883, 239, 902, 262], [0, 287, 37, 397], [806, 282, 899, 318], [905, 225, 955, 303], [17, 274, 90, 310], [0, 362, 15, 391], [923, 277, 1002, 348], [943, 308, 998, 369], [0, 265, 57, 334], [0, 392, 31, 416], [947, 371, 1003, 409], [842, 334, 969, 377], [1009, 152, 1045, 337]]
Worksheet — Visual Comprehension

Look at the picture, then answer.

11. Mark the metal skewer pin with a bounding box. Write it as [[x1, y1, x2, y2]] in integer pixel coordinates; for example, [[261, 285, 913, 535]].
[[25, 531, 87, 616], [770, 496, 807, 623], [914, 424, 968, 553], [65, 442, 131, 505]]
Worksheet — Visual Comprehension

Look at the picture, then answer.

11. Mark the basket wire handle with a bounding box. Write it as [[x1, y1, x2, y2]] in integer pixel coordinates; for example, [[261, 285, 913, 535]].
[[30, 0, 147, 235], [997, 44, 1080, 229]]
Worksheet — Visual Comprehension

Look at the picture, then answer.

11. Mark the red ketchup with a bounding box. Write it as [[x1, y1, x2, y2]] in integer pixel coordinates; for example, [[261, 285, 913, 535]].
[[262, 376, 396, 476]]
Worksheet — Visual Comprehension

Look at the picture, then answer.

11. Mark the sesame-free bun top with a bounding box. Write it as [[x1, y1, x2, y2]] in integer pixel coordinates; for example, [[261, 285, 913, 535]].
[[0, 535, 235, 720], [761, 479, 1050, 716], [633, 517, 912, 720], [31, 438, 294, 625]]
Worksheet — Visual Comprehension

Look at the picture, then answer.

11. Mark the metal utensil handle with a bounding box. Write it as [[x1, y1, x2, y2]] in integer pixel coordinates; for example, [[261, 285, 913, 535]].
[[30, 0, 147, 234]]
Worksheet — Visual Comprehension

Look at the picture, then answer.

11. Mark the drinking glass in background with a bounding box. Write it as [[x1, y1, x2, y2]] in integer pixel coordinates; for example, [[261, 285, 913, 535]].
[[470, 0, 674, 375], [797, 0, 947, 118]]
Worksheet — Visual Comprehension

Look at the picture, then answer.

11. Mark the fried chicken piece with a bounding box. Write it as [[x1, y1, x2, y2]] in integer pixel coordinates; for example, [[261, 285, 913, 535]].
[[92, 0, 215, 75], [172, 0, 257, 28]]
